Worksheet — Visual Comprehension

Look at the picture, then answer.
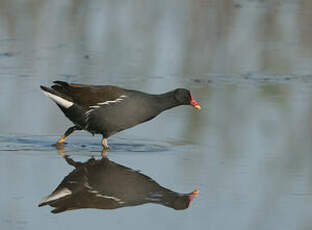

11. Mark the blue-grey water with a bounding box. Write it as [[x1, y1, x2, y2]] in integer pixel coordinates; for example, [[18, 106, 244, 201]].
[[1, 0, 312, 229]]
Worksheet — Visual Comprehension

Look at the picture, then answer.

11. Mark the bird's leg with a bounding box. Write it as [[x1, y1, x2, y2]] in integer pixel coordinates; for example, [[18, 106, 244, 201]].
[[57, 126, 80, 144], [101, 137, 110, 150]]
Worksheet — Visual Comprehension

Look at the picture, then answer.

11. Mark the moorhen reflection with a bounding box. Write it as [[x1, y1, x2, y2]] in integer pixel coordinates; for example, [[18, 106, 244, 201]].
[[39, 153, 198, 213]]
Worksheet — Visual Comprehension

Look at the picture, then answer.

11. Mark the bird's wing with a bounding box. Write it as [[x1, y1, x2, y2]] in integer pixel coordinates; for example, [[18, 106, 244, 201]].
[[84, 94, 129, 132], [51, 81, 126, 108]]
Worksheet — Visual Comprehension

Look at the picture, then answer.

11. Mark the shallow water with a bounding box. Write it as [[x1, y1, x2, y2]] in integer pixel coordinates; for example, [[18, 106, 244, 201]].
[[2, 0, 312, 230]]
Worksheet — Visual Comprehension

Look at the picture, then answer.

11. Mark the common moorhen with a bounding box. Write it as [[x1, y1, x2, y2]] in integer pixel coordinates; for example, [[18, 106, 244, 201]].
[[40, 81, 201, 148], [38, 155, 199, 213]]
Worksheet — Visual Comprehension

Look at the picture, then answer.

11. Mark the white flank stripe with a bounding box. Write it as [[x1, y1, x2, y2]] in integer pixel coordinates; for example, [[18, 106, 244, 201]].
[[90, 105, 100, 109], [85, 95, 127, 117], [85, 95, 128, 130], [43, 91, 73, 108], [97, 95, 127, 105]]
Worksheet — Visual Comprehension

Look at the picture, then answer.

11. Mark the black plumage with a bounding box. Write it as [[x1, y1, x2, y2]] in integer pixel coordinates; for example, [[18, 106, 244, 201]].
[[40, 81, 201, 148], [38, 155, 199, 213]]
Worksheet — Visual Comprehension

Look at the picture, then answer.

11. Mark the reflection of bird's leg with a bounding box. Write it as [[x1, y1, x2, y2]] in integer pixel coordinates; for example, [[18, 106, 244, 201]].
[[56, 143, 66, 156], [64, 155, 82, 168], [101, 148, 108, 158], [57, 126, 81, 144], [101, 137, 110, 150], [56, 146, 82, 168]]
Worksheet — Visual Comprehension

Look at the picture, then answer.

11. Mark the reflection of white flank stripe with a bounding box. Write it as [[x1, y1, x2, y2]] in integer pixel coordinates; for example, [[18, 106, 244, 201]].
[[95, 194, 124, 204], [95, 194, 120, 201], [43, 91, 73, 108], [83, 181, 124, 204]]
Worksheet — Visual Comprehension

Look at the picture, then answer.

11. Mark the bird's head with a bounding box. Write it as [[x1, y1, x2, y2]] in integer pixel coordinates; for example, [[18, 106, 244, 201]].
[[174, 89, 201, 110], [172, 189, 199, 210]]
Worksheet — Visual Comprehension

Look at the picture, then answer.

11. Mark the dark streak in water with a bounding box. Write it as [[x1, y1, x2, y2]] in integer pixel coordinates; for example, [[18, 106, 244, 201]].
[[0, 51, 20, 57], [0, 52, 14, 57], [189, 72, 312, 87]]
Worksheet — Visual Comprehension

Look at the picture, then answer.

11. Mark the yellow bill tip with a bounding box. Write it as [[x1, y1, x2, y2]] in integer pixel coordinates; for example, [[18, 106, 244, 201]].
[[195, 105, 201, 110]]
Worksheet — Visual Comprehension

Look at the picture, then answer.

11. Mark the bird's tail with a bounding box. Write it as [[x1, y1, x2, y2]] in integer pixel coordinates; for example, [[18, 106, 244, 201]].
[[40, 85, 74, 108]]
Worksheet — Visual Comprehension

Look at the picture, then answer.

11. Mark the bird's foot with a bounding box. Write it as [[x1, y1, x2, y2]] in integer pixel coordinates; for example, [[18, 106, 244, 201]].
[[57, 135, 66, 144]]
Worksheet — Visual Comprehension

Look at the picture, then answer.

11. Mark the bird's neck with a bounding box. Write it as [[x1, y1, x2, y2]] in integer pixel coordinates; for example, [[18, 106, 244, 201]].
[[153, 91, 180, 111], [147, 189, 181, 209]]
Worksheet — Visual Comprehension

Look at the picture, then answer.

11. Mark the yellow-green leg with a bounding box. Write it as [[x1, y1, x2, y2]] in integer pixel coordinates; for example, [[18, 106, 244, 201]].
[[101, 137, 110, 150], [57, 126, 80, 144]]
